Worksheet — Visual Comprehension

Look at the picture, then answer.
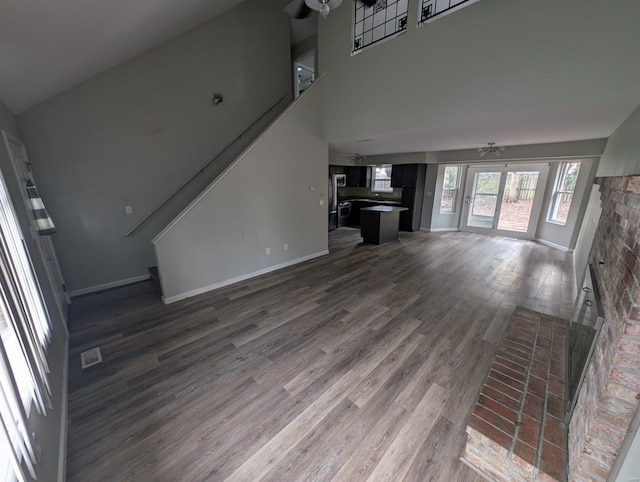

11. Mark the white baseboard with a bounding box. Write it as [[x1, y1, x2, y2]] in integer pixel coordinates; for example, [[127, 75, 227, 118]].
[[68, 274, 151, 298], [430, 227, 459, 232], [535, 238, 573, 253], [162, 250, 329, 305], [57, 334, 69, 482]]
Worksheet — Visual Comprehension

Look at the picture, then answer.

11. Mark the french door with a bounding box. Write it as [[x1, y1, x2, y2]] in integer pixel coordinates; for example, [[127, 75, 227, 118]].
[[461, 163, 549, 239]]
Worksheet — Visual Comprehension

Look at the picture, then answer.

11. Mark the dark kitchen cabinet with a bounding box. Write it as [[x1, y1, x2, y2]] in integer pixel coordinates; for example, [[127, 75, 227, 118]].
[[391, 164, 423, 188], [390, 165, 404, 188], [399, 164, 427, 232], [346, 166, 370, 187], [329, 165, 346, 175]]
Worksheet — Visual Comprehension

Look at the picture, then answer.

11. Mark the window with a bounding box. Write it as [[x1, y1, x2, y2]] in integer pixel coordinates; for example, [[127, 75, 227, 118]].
[[372, 165, 393, 192], [440, 165, 461, 213], [353, 0, 408, 54], [0, 167, 53, 482], [548, 161, 581, 225], [418, 0, 479, 25]]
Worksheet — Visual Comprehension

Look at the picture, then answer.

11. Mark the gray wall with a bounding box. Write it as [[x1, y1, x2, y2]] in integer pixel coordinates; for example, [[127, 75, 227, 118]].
[[318, 0, 640, 144], [0, 99, 67, 481], [17, 0, 292, 294], [154, 79, 328, 303], [598, 104, 640, 177], [572, 185, 602, 289], [0, 100, 20, 137]]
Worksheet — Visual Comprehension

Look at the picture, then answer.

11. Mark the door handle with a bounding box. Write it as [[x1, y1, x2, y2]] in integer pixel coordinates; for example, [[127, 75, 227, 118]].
[[45, 256, 54, 261], [465, 196, 473, 205]]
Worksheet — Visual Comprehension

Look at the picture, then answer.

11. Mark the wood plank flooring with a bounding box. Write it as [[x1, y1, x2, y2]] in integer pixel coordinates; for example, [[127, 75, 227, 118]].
[[66, 229, 574, 481]]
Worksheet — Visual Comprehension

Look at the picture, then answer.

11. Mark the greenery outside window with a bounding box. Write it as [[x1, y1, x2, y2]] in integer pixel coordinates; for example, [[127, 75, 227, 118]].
[[440, 165, 461, 213], [548, 161, 581, 225], [372, 165, 393, 193]]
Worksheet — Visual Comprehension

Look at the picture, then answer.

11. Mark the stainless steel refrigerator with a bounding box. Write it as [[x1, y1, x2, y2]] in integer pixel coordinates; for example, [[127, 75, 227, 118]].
[[328, 174, 345, 231]]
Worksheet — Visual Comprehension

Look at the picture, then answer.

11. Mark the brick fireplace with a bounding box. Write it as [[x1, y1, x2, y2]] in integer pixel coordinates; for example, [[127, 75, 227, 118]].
[[463, 176, 640, 481], [569, 176, 640, 481]]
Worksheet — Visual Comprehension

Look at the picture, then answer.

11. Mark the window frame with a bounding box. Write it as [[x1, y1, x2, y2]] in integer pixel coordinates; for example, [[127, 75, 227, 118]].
[[439, 165, 462, 214], [417, 0, 480, 26], [547, 161, 581, 226], [0, 166, 53, 482], [352, 0, 409, 55], [371, 165, 393, 193]]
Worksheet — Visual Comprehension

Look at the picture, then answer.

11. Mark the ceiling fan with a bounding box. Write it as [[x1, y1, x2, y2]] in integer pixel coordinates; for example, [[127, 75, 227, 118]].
[[292, 0, 376, 19]]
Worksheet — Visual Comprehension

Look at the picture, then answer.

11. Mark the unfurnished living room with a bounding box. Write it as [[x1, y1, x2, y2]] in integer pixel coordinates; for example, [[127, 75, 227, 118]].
[[1, 0, 640, 481]]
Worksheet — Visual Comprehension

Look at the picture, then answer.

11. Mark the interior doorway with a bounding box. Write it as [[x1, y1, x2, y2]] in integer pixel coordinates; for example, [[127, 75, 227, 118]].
[[293, 49, 315, 99], [461, 163, 549, 239]]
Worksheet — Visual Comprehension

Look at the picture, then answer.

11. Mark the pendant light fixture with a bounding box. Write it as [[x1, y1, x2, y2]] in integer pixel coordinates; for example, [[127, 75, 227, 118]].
[[305, 0, 343, 18]]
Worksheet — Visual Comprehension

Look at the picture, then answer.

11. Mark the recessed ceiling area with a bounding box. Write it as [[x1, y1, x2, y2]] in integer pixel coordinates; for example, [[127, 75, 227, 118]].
[[328, 93, 640, 157]]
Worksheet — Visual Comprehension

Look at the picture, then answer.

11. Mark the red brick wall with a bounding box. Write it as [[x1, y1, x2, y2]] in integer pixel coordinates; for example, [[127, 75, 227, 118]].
[[569, 176, 640, 480]]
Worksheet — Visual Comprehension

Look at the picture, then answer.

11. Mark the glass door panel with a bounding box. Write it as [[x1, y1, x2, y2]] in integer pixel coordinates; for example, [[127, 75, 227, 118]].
[[497, 171, 540, 233], [467, 171, 502, 228]]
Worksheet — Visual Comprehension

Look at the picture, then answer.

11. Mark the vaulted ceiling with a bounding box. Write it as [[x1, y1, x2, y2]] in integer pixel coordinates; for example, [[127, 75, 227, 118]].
[[0, 0, 315, 114]]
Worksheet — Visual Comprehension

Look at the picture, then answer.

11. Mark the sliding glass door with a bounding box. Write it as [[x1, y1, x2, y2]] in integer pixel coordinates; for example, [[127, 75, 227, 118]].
[[461, 164, 549, 239]]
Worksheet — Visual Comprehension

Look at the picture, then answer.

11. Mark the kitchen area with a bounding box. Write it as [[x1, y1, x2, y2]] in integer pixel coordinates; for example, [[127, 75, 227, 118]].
[[329, 163, 432, 243]]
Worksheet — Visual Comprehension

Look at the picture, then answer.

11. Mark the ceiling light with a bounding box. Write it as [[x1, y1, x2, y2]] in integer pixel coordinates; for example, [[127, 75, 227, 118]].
[[305, 0, 343, 18], [351, 153, 368, 164], [477, 142, 505, 157]]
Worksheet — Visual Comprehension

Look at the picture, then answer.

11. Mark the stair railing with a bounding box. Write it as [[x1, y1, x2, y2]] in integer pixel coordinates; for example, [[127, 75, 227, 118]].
[[124, 94, 287, 237]]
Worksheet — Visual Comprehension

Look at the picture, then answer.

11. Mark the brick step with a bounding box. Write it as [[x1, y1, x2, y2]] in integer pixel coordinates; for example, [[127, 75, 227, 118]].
[[463, 307, 568, 482]]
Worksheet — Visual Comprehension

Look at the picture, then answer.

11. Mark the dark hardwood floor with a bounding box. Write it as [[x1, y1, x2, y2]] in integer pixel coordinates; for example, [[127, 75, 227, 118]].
[[66, 228, 574, 481]]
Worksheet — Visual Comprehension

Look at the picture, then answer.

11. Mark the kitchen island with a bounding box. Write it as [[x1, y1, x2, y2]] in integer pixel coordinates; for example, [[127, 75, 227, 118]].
[[360, 206, 409, 245]]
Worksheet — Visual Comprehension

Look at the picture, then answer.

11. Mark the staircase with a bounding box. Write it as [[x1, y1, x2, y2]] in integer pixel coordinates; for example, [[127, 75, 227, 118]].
[[151, 77, 328, 304], [148, 266, 162, 295]]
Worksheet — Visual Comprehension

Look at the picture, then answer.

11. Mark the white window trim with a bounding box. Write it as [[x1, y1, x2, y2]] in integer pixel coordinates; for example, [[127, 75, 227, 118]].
[[547, 161, 581, 226], [440, 165, 462, 214], [371, 165, 393, 193], [0, 166, 53, 482]]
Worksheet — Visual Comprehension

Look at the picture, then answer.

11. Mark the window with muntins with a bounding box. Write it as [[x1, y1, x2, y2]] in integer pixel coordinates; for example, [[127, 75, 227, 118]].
[[548, 161, 581, 225], [418, 0, 479, 25], [353, 0, 408, 54], [440, 165, 461, 213], [372, 165, 393, 192]]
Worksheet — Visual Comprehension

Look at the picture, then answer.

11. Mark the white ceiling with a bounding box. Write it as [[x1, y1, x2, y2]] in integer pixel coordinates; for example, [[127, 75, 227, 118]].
[[0, 0, 250, 114]]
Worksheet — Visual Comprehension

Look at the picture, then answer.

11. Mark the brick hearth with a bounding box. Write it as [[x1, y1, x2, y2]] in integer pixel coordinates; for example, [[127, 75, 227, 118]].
[[463, 307, 568, 481]]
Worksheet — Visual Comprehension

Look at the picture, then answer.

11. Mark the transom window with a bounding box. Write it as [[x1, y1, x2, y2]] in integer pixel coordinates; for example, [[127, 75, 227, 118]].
[[418, 0, 479, 25], [440, 165, 461, 213], [372, 165, 393, 192], [353, 0, 408, 54], [548, 161, 581, 225]]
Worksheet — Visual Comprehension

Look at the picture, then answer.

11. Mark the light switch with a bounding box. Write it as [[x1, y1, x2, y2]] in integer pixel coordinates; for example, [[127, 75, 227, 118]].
[[125, 206, 133, 215]]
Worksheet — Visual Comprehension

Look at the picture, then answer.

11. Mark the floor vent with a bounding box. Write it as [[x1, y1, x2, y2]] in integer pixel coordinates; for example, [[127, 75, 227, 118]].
[[80, 347, 103, 369]]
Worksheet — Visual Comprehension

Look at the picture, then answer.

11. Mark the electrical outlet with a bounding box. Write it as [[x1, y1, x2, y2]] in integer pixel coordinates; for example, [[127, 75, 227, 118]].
[[266, 247, 271, 255], [284, 243, 288, 251], [125, 206, 133, 215], [319, 199, 325, 206]]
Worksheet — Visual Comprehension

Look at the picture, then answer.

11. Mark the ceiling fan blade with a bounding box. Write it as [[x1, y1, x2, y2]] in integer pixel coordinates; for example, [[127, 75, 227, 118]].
[[294, 0, 312, 19]]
